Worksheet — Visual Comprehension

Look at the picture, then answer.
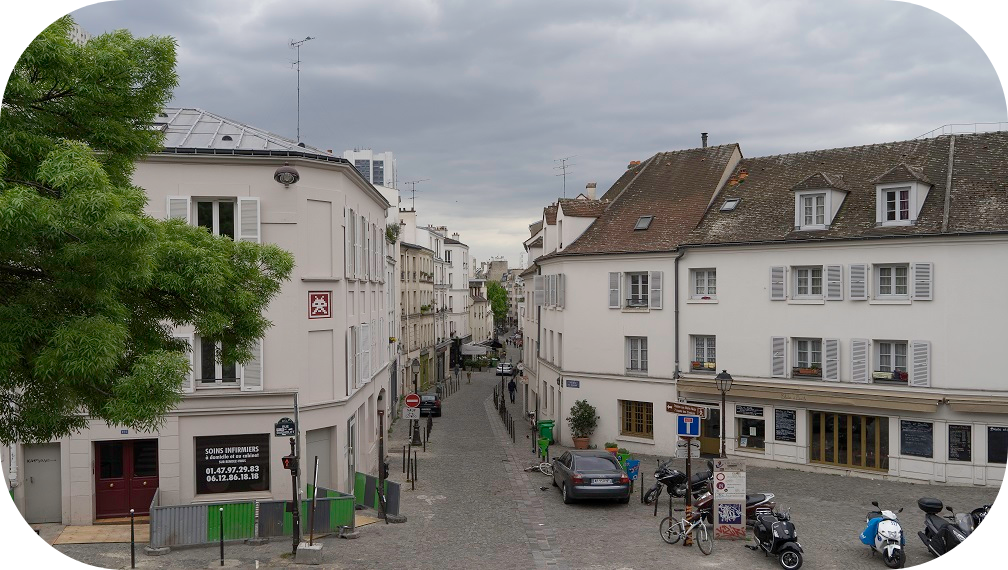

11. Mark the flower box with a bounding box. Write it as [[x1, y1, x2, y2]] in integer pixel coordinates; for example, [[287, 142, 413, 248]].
[[793, 367, 822, 377]]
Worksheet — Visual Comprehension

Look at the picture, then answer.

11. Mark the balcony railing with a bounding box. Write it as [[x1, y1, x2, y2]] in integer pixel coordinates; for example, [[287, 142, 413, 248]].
[[625, 297, 649, 308]]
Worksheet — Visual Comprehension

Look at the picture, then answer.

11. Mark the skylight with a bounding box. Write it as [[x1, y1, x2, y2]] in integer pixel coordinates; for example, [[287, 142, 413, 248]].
[[720, 198, 741, 212], [634, 216, 653, 230]]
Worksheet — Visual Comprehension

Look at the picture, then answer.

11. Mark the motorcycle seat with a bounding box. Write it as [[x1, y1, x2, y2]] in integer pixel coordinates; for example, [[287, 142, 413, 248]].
[[757, 513, 778, 526], [747, 494, 767, 506], [867, 510, 883, 521]]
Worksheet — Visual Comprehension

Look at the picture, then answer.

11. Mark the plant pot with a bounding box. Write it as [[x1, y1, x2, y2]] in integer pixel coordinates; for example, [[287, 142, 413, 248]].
[[605, 446, 618, 456], [573, 437, 589, 450]]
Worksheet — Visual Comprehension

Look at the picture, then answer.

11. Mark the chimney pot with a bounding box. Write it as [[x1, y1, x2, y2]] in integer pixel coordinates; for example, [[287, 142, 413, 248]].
[[701, 133, 708, 148]]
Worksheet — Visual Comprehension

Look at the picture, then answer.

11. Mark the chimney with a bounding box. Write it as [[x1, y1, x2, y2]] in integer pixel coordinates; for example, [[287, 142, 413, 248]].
[[701, 133, 708, 148], [586, 182, 596, 200], [452, 232, 460, 241]]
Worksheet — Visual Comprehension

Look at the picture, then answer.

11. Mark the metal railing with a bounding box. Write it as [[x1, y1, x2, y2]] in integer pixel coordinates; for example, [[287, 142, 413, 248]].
[[915, 122, 1008, 139]]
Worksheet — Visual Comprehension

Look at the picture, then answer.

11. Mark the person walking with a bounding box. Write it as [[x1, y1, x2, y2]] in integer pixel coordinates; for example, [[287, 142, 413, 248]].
[[507, 377, 516, 404], [466, 369, 472, 384]]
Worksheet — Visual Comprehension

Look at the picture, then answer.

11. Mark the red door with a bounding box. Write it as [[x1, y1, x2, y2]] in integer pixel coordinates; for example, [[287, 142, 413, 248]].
[[95, 440, 159, 519]]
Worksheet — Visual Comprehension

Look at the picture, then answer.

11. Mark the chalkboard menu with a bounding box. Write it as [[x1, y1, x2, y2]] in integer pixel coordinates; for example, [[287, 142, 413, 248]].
[[736, 405, 764, 417], [948, 424, 971, 462], [195, 434, 270, 494], [988, 426, 1008, 464], [775, 409, 797, 442], [900, 420, 933, 458]]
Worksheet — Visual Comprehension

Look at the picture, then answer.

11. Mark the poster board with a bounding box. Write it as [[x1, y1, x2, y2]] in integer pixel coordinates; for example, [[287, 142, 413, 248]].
[[948, 424, 971, 462], [195, 433, 270, 494], [774, 409, 796, 442], [712, 458, 746, 540], [900, 420, 933, 458]]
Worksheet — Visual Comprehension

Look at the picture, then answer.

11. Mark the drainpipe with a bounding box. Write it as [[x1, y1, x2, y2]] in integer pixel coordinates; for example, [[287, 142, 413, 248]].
[[673, 249, 686, 382]]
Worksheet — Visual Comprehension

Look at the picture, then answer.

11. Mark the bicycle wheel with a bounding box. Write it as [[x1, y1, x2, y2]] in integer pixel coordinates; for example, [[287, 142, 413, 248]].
[[539, 463, 553, 476], [659, 516, 683, 544], [694, 521, 713, 555]]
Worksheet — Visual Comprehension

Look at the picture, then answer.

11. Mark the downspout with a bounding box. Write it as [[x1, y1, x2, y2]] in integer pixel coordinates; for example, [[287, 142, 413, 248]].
[[673, 248, 686, 382]]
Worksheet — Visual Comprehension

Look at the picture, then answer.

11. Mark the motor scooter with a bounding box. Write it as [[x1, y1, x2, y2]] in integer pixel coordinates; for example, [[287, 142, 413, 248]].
[[916, 498, 990, 557], [860, 500, 905, 568], [746, 507, 804, 570]]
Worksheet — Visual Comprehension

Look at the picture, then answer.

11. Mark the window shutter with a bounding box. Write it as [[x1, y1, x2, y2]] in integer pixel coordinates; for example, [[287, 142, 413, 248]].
[[608, 272, 621, 308], [910, 340, 931, 387], [173, 334, 194, 393], [356, 215, 364, 280], [850, 338, 870, 383], [238, 197, 260, 243], [769, 266, 786, 300], [345, 209, 353, 279], [823, 338, 840, 382], [650, 271, 663, 309], [849, 264, 868, 300], [167, 196, 190, 223], [534, 275, 544, 307], [771, 336, 786, 377], [911, 262, 933, 301], [346, 327, 355, 393], [825, 265, 843, 301], [360, 323, 370, 385], [557, 273, 565, 309], [240, 339, 263, 391], [624, 337, 631, 371]]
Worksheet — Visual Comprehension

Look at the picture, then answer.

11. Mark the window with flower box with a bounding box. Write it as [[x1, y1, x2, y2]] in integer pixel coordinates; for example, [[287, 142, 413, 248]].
[[793, 338, 822, 378], [691, 335, 716, 372]]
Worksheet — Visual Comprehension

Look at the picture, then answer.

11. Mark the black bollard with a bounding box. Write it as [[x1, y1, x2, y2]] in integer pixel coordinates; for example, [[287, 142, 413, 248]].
[[219, 506, 224, 566], [130, 509, 135, 569], [413, 450, 418, 484], [402, 445, 407, 474]]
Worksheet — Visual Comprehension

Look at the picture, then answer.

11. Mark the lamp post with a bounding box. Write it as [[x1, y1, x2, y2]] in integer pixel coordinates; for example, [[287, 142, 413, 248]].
[[411, 358, 422, 446], [715, 370, 733, 458]]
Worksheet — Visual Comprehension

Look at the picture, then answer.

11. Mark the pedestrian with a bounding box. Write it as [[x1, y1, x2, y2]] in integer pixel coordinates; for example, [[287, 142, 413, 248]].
[[453, 364, 460, 381], [467, 370, 472, 384], [507, 377, 516, 404]]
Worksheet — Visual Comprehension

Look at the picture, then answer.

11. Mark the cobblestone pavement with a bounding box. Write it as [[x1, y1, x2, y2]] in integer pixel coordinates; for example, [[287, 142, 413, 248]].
[[45, 330, 1005, 569]]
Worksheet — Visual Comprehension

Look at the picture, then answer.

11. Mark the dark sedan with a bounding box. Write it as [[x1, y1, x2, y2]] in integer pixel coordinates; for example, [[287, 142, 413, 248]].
[[551, 450, 631, 504], [419, 394, 441, 417]]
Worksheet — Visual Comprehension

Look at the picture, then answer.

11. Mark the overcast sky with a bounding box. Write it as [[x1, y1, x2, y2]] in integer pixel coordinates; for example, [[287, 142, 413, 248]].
[[3, 1, 1006, 266]]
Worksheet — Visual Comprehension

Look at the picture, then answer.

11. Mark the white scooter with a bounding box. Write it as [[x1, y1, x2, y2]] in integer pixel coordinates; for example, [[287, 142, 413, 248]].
[[860, 500, 906, 568]]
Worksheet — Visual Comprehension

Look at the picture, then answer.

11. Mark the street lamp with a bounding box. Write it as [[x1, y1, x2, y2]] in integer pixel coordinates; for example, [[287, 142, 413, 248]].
[[715, 370, 733, 458], [411, 358, 422, 445]]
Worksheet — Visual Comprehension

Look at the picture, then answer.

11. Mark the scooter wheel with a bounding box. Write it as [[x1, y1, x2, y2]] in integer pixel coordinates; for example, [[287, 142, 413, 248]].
[[884, 549, 905, 569], [779, 551, 802, 570]]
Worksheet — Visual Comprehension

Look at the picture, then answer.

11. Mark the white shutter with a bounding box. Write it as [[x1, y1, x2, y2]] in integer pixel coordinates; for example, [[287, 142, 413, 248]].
[[823, 338, 840, 382], [345, 209, 353, 279], [649, 271, 663, 309], [240, 339, 263, 391], [534, 275, 544, 307], [771, 336, 786, 378], [551, 275, 557, 307], [608, 272, 621, 308], [167, 196, 190, 222], [238, 197, 260, 243], [360, 323, 370, 385], [910, 340, 931, 387], [346, 327, 355, 394], [557, 273, 565, 309], [173, 334, 194, 393], [911, 263, 933, 301], [825, 265, 843, 301], [849, 264, 868, 300], [769, 266, 786, 300], [850, 338, 870, 383]]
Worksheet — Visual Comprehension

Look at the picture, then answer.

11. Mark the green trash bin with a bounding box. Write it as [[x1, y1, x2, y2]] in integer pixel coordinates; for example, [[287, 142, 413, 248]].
[[537, 437, 550, 457], [537, 420, 555, 444]]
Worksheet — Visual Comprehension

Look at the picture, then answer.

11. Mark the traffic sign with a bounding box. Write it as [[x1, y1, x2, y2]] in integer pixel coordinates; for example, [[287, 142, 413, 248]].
[[405, 393, 421, 408], [282, 455, 298, 471], [677, 414, 701, 437], [676, 437, 700, 459], [667, 401, 708, 419], [402, 407, 420, 420]]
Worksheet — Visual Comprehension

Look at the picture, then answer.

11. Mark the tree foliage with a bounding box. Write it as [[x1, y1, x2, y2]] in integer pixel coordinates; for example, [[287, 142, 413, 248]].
[[0, 17, 294, 445], [486, 280, 509, 327]]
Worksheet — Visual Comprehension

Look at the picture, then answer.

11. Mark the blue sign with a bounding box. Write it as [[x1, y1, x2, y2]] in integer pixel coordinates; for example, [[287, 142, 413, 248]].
[[565, 379, 580, 388], [677, 415, 701, 437], [121, 430, 128, 434]]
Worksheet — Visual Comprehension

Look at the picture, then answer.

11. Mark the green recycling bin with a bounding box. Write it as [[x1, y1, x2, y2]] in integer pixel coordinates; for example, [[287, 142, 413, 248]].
[[537, 437, 550, 457], [537, 420, 555, 443]]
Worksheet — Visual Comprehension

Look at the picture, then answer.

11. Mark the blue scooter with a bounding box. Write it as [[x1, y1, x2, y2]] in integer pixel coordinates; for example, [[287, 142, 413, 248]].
[[860, 500, 906, 568]]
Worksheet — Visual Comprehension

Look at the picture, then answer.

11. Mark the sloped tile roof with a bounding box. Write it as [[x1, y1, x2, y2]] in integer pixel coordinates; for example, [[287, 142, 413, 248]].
[[558, 144, 740, 255], [791, 172, 850, 193], [872, 163, 932, 185], [524, 236, 543, 250], [558, 198, 607, 218]]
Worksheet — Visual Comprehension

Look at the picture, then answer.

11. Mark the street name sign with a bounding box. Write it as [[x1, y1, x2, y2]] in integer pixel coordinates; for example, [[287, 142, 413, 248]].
[[667, 401, 708, 419], [405, 393, 421, 408], [274, 417, 296, 437]]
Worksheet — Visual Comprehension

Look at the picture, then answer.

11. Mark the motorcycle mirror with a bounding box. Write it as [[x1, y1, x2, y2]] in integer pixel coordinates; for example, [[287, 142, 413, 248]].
[[946, 506, 954, 513], [898, 507, 903, 513], [871, 501, 879, 508]]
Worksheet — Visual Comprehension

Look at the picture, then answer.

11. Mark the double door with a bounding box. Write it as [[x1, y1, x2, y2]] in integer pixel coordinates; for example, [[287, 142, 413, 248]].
[[810, 411, 890, 471], [94, 440, 159, 519]]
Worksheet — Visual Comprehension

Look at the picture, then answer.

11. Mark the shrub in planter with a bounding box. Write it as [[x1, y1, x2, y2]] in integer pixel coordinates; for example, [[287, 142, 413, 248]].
[[567, 399, 599, 449]]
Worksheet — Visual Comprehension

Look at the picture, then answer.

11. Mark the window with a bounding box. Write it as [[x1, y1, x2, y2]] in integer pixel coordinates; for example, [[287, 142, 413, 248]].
[[794, 266, 823, 298], [619, 400, 654, 438], [446, 250, 452, 264], [720, 198, 741, 212], [626, 337, 648, 372], [884, 187, 910, 221], [692, 269, 716, 298], [810, 411, 889, 470], [793, 338, 822, 377], [354, 159, 370, 181], [373, 160, 384, 186], [801, 193, 826, 227], [876, 264, 909, 298], [627, 273, 649, 307], [736, 417, 766, 450], [196, 200, 236, 239], [875, 341, 908, 381], [691, 336, 716, 372], [634, 216, 653, 230], [197, 337, 238, 385]]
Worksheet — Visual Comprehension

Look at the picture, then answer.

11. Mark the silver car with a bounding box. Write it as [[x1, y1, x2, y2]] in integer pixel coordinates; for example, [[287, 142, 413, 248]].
[[496, 362, 515, 376], [551, 450, 631, 504]]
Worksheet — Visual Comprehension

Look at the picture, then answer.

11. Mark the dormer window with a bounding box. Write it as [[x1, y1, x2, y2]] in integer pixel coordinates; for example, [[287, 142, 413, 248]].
[[872, 164, 931, 227], [883, 186, 911, 222], [794, 191, 829, 230], [634, 216, 653, 230]]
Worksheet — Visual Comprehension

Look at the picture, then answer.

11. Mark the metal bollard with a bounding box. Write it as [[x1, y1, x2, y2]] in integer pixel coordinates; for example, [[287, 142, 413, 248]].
[[219, 506, 224, 566], [130, 509, 135, 569], [403, 445, 407, 474], [413, 450, 418, 483]]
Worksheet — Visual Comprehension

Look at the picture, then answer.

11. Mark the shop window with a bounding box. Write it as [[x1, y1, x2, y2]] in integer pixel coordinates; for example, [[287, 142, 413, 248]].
[[620, 400, 654, 439], [810, 411, 889, 470], [736, 417, 765, 450]]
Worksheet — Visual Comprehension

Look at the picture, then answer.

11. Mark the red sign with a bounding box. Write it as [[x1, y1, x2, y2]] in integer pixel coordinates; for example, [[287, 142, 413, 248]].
[[405, 394, 421, 408], [308, 291, 331, 319]]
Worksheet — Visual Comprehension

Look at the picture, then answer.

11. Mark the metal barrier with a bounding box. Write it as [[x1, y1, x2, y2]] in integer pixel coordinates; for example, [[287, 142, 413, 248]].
[[353, 472, 401, 515]]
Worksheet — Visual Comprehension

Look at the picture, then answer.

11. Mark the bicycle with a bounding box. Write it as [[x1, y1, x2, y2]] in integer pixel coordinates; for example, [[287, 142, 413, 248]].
[[524, 461, 554, 476], [659, 507, 713, 555]]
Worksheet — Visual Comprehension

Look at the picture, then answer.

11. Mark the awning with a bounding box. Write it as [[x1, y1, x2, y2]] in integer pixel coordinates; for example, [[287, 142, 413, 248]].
[[461, 343, 488, 356]]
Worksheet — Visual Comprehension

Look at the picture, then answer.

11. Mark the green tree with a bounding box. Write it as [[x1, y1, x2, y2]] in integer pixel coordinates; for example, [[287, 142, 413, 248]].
[[0, 16, 294, 445], [486, 281, 509, 329]]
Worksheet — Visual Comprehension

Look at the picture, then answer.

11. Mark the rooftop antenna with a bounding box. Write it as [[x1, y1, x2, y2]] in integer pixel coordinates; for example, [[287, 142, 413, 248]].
[[403, 179, 429, 210], [554, 155, 577, 198], [290, 36, 315, 142]]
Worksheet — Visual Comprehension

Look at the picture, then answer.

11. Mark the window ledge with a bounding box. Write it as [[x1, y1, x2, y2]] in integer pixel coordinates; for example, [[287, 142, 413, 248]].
[[787, 298, 825, 305], [617, 434, 655, 445], [687, 298, 718, 304], [621, 307, 650, 313], [796, 225, 828, 231], [625, 370, 649, 377], [869, 298, 911, 305], [301, 276, 341, 282]]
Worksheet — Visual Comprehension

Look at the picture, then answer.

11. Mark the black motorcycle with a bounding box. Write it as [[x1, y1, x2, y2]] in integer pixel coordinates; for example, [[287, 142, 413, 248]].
[[643, 459, 713, 504], [747, 507, 804, 570], [917, 498, 991, 557]]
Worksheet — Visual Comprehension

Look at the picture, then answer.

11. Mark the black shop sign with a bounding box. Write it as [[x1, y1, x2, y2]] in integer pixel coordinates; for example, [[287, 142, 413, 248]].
[[775, 409, 797, 442], [195, 434, 270, 494], [900, 420, 933, 459]]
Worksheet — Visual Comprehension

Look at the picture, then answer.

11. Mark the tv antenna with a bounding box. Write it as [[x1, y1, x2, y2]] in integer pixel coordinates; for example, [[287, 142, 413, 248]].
[[554, 155, 577, 198], [290, 36, 315, 142], [402, 179, 429, 210]]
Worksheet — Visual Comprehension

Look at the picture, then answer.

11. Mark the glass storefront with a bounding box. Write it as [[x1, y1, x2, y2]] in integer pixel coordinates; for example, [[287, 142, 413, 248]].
[[810, 411, 889, 470]]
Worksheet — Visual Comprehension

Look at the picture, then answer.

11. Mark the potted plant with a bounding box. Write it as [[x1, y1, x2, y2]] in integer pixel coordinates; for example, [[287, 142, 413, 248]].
[[566, 399, 599, 449], [604, 441, 619, 456]]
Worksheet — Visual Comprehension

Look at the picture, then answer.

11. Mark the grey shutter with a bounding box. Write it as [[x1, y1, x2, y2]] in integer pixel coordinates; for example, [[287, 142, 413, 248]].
[[356, 215, 363, 280], [911, 262, 933, 301], [850, 338, 870, 383], [167, 196, 190, 223], [534, 275, 544, 306], [361, 323, 371, 382], [547, 275, 554, 307], [240, 339, 263, 391], [608, 272, 621, 308], [238, 197, 260, 243], [825, 265, 843, 301], [345, 209, 353, 278], [910, 340, 931, 387], [558, 273, 565, 309], [346, 327, 355, 394], [849, 264, 868, 300], [173, 334, 194, 393], [650, 271, 663, 309], [770, 266, 786, 300], [771, 336, 786, 377], [823, 338, 840, 382]]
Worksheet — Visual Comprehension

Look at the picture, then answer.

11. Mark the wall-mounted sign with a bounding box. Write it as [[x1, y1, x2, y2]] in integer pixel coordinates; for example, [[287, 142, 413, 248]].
[[900, 420, 934, 459], [274, 417, 296, 437], [987, 426, 1008, 464], [195, 434, 269, 494], [565, 379, 580, 388], [736, 405, 763, 417], [948, 424, 971, 462], [308, 291, 332, 319], [774, 409, 796, 442]]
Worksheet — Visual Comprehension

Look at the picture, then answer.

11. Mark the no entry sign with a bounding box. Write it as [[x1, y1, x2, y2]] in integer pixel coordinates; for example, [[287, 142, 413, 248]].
[[405, 393, 421, 408]]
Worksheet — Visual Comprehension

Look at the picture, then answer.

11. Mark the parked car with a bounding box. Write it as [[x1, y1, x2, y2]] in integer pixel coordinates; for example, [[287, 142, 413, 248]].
[[496, 362, 516, 376], [419, 394, 441, 417], [551, 450, 631, 504]]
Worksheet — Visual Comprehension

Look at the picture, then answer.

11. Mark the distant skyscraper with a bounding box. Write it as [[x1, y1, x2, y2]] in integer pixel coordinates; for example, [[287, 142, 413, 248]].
[[69, 22, 92, 46], [343, 149, 397, 189]]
